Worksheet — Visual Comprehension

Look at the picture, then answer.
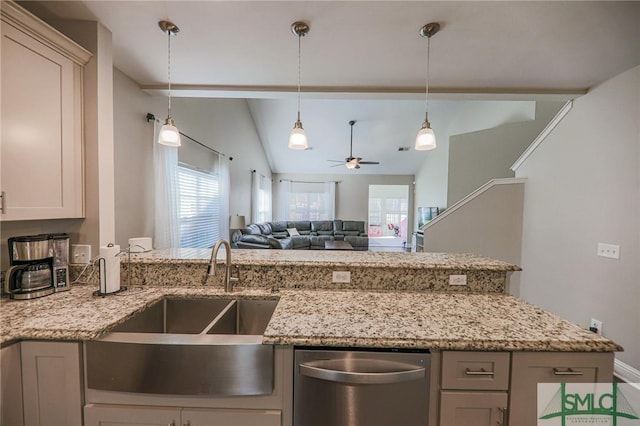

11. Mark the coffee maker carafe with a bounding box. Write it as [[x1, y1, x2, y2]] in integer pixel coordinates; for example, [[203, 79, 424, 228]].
[[5, 235, 56, 299]]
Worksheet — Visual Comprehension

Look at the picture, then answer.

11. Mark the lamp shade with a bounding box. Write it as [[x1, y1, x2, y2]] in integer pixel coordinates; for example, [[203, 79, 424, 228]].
[[288, 123, 308, 150], [230, 215, 246, 229], [158, 120, 181, 147], [415, 123, 436, 151]]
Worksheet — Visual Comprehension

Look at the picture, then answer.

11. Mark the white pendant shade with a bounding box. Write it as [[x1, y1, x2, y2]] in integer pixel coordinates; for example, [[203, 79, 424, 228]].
[[415, 124, 436, 151], [288, 124, 308, 150], [158, 121, 181, 147]]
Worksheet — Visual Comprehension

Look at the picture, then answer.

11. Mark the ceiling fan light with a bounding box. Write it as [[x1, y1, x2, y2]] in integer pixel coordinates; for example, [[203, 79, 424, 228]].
[[288, 120, 308, 150], [158, 117, 181, 147], [415, 121, 436, 151], [345, 159, 358, 169]]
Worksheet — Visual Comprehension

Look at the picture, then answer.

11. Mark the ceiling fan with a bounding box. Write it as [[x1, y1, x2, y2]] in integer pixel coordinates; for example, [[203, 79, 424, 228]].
[[328, 120, 380, 169]]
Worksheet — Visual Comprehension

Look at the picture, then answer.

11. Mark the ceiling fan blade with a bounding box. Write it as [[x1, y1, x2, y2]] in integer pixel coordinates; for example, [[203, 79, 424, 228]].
[[358, 161, 380, 165], [330, 163, 345, 167], [327, 160, 344, 163]]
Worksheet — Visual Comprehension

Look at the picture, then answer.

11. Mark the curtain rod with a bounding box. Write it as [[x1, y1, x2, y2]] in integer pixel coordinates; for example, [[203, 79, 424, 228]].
[[280, 179, 341, 184], [146, 113, 225, 157]]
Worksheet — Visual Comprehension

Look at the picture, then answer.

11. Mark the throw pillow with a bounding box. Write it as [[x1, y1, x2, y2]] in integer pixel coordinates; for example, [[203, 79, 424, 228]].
[[287, 228, 300, 236]]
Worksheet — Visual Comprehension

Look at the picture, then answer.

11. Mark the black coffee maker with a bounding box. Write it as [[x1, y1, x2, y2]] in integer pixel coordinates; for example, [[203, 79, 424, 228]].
[[4, 235, 56, 299]]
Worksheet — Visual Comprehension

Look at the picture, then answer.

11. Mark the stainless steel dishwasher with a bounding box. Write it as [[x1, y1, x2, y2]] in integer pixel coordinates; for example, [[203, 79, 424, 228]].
[[294, 347, 431, 426]]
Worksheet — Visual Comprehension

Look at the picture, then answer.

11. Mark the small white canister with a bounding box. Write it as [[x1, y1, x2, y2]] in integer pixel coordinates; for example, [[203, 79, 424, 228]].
[[128, 237, 153, 253]]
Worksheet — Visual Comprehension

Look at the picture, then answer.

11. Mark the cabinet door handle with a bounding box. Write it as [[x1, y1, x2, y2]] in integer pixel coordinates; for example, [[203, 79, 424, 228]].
[[1, 191, 5, 214], [497, 407, 508, 426], [465, 367, 494, 376], [553, 367, 584, 376]]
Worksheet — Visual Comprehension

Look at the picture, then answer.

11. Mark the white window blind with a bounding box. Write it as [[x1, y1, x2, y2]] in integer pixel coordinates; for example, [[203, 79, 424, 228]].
[[177, 164, 220, 248], [286, 182, 334, 221]]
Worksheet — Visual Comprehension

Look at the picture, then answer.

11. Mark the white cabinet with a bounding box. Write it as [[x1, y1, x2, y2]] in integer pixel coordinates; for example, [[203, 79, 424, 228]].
[[84, 404, 282, 426], [1, 343, 24, 426], [0, 1, 91, 221], [509, 352, 614, 426], [21, 341, 83, 426]]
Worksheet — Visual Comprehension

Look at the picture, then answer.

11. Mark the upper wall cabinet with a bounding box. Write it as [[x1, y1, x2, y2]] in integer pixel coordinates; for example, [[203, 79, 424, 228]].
[[1, 1, 91, 221]]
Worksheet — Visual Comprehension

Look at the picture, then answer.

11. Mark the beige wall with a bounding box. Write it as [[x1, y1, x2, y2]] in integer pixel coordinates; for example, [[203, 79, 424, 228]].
[[272, 173, 415, 234], [447, 102, 563, 205], [516, 66, 640, 369]]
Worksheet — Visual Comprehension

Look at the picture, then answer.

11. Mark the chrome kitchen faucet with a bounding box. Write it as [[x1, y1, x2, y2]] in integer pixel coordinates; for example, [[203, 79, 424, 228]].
[[204, 239, 238, 291]]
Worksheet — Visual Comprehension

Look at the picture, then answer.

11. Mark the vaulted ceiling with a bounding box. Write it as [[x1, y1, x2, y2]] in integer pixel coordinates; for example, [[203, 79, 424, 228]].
[[22, 1, 640, 174]]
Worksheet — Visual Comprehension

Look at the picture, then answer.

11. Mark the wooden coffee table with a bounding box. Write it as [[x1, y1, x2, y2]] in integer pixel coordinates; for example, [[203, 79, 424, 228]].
[[325, 240, 354, 250]]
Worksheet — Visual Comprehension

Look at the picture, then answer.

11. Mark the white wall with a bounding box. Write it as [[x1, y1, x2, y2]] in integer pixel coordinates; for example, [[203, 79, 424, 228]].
[[413, 100, 537, 228], [447, 102, 563, 205], [516, 66, 640, 369], [272, 173, 414, 232], [113, 68, 159, 248], [112, 79, 271, 248]]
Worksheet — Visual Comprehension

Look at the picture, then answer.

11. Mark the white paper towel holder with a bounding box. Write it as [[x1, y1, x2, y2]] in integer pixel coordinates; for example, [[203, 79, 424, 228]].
[[93, 245, 128, 297]]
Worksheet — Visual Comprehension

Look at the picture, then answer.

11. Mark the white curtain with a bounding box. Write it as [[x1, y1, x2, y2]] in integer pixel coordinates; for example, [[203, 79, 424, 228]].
[[218, 155, 230, 241], [153, 121, 180, 249], [279, 180, 291, 221], [325, 181, 336, 219], [252, 172, 273, 224]]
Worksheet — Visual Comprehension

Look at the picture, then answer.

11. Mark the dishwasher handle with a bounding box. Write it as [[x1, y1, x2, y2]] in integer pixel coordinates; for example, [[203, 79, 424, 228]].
[[299, 360, 426, 385]]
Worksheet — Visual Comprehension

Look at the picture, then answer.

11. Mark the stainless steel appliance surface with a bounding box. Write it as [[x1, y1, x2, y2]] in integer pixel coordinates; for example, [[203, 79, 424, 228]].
[[294, 347, 431, 426], [4, 235, 56, 299], [49, 233, 70, 291]]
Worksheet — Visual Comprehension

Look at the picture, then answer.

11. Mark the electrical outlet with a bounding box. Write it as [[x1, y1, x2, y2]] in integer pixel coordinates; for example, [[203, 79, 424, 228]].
[[589, 318, 603, 335], [449, 274, 467, 286], [71, 244, 91, 264], [597, 243, 620, 259], [332, 271, 351, 283]]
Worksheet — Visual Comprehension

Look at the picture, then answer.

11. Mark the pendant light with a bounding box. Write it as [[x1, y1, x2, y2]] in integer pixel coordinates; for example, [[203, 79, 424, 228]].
[[157, 20, 181, 147], [288, 21, 310, 150], [415, 22, 440, 151]]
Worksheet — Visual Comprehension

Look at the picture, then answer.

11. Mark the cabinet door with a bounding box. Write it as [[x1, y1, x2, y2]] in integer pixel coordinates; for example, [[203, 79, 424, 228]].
[[509, 352, 614, 426], [84, 404, 180, 426], [1, 343, 24, 426], [21, 341, 83, 426], [440, 391, 508, 426], [182, 407, 281, 426], [1, 9, 85, 220]]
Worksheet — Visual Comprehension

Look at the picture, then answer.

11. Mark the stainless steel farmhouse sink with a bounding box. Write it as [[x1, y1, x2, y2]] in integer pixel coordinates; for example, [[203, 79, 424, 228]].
[[85, 297, 278, 397]]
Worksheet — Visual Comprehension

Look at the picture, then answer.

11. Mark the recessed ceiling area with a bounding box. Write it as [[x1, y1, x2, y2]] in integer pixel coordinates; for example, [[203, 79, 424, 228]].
[[20, 1, 640, 175]]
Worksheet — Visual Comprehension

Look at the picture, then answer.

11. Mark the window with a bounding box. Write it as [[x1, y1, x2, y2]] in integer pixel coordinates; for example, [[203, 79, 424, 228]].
[[283, 181, 335, 221], [177, 164, 220, 247]]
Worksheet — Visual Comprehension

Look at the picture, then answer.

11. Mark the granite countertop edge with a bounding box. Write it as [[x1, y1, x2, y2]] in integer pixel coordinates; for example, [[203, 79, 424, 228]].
[[0, 286, 620, 352]]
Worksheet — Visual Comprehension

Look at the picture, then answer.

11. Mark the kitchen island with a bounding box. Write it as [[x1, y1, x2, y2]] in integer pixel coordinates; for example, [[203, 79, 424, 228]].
[[0, 250, 621, 426]]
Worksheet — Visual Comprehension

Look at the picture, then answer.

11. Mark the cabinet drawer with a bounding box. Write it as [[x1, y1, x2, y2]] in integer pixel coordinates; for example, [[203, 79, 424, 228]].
[[441, 351, 510, 390]]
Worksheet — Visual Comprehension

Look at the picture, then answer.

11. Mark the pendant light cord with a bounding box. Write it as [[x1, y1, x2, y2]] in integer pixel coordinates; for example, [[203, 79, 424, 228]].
[[424, 35, 431, 122], [167, 29, 172, 119], [296, 33, 302, 122]]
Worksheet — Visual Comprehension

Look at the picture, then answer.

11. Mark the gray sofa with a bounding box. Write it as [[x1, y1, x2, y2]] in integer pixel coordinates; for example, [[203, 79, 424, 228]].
[[236, 220, 368, 250]]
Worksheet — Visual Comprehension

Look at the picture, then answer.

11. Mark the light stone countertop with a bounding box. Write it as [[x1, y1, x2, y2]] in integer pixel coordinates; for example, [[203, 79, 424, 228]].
[[128, 248, 522, 271], [0, 285, 620, 352]]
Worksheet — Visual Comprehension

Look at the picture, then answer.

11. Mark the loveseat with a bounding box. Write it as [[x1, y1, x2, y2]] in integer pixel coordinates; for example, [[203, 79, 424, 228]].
[[236, 220, 368, 250]]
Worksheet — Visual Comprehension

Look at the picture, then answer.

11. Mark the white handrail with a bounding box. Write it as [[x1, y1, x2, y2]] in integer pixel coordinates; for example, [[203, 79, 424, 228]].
[[421, 178, 527, 231]]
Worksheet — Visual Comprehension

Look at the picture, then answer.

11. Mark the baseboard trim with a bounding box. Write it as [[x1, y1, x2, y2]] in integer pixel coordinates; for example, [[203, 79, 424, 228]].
[[614, 358, 640, 384]]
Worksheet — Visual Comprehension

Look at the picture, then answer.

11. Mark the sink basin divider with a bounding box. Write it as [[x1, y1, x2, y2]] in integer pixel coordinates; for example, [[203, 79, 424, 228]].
[[200, 300, 237, 335]]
